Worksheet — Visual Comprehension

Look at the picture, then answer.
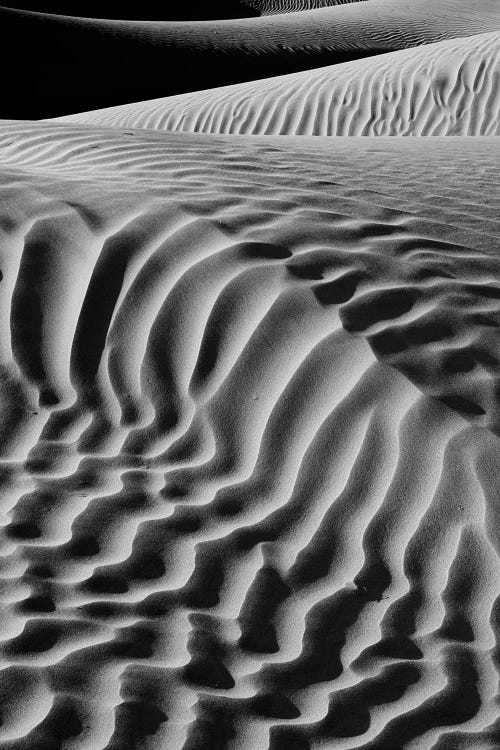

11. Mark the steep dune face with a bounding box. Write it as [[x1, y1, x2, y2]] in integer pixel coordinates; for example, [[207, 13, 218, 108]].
[[59, 30, 500, 136], [1, 0, 499, 118], [0, 121, 499, 749]]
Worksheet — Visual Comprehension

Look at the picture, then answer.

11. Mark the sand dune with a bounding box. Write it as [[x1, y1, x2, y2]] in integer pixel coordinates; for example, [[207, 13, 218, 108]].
[[0, 120, 499, 749], [246, 0, 365, 14], [58, 30, 500, 136], [2, 3, 500, 750], [0, 0, 261, 20], [1, 0, 500, 118], [0, 0, 362, 18]]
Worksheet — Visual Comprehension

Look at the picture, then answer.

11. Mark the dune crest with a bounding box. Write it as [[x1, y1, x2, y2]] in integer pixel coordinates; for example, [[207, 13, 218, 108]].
[[1, 0, 499, 744], [58, 30, 500, 136], [2, 0, 500, 118], [246, 0, 366, 13], [0, 0, 364, 17]]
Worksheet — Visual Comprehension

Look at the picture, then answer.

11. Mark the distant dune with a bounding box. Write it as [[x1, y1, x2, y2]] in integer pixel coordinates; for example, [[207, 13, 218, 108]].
[[0, 120, 499, 749], [246, 0, 365, 13], [1, 0, 499, 118], [0, 0, 260, 20], [0, 0, 364, 17], [59, 30, 500, 136]]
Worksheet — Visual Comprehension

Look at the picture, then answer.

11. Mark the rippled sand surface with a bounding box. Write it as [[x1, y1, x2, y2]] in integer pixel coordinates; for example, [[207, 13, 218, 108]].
[[1, 0, 500, 746], [60, 30, 500, 136], [0, 122, 499, 749], [2, 0, 500, 118]]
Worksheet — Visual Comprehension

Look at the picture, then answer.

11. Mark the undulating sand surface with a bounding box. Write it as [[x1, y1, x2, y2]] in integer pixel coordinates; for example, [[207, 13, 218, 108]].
[[1, 0, 499, 118], [0, 0, 261, 20], [1, 0, 362, 18], [0, 120, 500, 749], [59, 30, 500, 136], [2, 0, 500, 746], [246, 0, 366, 13]]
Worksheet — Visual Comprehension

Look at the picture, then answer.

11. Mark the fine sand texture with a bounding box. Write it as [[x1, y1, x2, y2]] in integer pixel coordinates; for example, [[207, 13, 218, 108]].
[[0, 120, 499, 749], [58, 30, 500, 136], [1, 0, 500, 118]]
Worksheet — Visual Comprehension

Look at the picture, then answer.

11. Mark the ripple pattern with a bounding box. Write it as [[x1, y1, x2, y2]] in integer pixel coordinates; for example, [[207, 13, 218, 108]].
[[59, 30, 500, 137], [245, 0, 365, 14], [0, 124, 499, 749]]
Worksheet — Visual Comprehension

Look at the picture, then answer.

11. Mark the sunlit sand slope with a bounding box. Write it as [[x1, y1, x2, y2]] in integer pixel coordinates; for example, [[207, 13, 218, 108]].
[[246, 0, 365, 13], [59, 30, 500, 136], [0, 0, 362, 16], [1, 0, 500, 118], [0, 121, 499, 749]]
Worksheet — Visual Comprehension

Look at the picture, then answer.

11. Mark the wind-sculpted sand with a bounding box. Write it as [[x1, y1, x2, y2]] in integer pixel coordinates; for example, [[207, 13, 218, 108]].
[[1, 0, 500, 118], [246, 0, 365, 13], [60, 30, 500, 136], [0, 0, 363, 16], [0, 121, 499, 749]]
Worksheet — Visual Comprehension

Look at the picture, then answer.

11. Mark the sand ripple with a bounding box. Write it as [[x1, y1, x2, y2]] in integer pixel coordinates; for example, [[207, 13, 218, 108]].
[[59, 31, 500, 137], [0, 123, 498, 749], [246, 0, 365, 14], [3, 0, 500, 119]]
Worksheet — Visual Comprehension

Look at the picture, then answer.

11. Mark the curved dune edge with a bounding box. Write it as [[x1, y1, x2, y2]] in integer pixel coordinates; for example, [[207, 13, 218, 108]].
[[0, 1, 260, 20], [2, 0, 500, 118], [245, 0, 367, 13], [0, 0, 364, 19], [56, 30, 500, 136], [0, 121, 499, 749]]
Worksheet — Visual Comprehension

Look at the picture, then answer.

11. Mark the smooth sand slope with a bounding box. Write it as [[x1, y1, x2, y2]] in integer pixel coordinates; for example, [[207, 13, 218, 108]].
[[0, 120, 499, 749], [1, 0, 500, 118], [59, 30, 500, 136]]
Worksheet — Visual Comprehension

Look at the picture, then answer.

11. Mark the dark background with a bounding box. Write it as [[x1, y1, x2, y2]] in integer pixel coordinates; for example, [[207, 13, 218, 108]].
[[0, 2, 383, 121], [0, 1, 260, 19]]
